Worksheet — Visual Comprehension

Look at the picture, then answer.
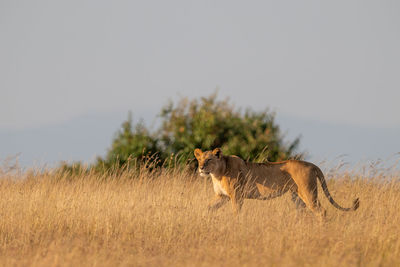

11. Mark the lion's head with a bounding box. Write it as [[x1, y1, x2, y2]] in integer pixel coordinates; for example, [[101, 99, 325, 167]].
[[194, 148, 224, 177]]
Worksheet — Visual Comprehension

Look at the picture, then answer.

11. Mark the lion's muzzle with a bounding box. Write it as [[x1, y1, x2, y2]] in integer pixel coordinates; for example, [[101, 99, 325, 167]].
[[198, 168, 210, 176]]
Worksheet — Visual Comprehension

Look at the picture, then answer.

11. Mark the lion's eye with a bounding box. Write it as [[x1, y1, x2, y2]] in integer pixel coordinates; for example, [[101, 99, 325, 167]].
[[204, 159, 211, 165]]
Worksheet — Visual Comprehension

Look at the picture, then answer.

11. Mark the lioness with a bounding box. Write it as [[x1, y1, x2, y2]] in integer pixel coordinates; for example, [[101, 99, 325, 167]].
[[194, 148, 359, 218]]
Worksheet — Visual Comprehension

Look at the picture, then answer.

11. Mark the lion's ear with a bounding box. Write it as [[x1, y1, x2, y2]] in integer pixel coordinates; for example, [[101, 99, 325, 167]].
[[212, 148, 222, 158], [194, 148, 203, 159]]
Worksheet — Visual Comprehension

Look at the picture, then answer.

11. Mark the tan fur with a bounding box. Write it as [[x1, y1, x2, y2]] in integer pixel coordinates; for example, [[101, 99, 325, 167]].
[[194, 148, 359, 218]]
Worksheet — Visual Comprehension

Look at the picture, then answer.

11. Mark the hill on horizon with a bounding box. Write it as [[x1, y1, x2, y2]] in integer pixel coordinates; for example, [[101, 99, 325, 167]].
[[1, 110, 399, 170]]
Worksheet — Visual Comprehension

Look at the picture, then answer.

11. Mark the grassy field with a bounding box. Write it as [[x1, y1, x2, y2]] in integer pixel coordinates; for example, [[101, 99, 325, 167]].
[[0, 163, 399, 267]]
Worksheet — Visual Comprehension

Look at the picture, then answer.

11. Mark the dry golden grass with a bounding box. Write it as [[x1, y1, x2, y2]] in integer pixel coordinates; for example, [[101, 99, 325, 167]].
[[0, 164, 399, 267]]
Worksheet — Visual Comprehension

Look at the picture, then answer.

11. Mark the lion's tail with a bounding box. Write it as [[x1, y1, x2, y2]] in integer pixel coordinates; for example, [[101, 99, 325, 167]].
[[315, 167, 359, 211]]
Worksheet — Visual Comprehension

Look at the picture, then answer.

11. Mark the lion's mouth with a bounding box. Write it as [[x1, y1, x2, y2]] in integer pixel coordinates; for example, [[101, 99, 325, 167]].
[[199, 170, 210, 176]]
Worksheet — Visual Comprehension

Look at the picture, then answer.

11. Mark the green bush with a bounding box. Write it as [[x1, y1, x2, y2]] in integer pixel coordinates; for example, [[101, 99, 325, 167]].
[[93, 92, 302, 170]]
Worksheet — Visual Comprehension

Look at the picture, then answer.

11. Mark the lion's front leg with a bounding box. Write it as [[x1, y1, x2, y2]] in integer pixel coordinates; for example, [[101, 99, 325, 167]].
[[230, 190, 244, 215], [229, 177, 246, 215], [208, 194, 229, 211], [231, 197, 244, 215]]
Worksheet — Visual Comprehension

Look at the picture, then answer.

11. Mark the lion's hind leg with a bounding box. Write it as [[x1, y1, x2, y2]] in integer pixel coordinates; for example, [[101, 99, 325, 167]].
[[290, 191, 307, 210], [297, 187, 326, 220]]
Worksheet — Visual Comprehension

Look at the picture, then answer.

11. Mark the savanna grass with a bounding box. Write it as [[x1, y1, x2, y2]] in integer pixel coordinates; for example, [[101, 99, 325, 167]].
[[0, 162, 399, 267]]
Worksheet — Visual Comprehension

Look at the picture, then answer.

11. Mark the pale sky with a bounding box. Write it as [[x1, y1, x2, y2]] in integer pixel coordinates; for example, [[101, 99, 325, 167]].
[[1, 1, 400, 167]]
